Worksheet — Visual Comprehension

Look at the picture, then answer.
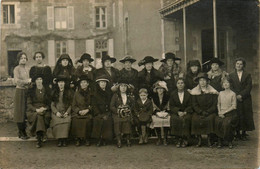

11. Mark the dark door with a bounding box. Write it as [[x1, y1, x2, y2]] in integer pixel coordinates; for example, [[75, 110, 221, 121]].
[[8, 50, 21, 77], [201, 29, 227, 72]]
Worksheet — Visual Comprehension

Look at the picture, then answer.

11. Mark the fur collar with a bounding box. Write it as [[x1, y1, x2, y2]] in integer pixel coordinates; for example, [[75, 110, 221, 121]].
[[152, 93, 169, 110], [189, 84, 218, 95]]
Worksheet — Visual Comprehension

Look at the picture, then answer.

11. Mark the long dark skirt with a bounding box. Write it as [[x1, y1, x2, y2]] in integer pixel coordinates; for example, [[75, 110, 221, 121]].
[[91, 115, 113, 140], [215, 110, 238, 141], [113, 115, 132, 135], [191, 113, 216, 135], [27, 111, 51, 136], [170, 114, 191, 137], [71, 116, 92, 139], [237, 97, 255, 131], [13, 88, 27, 123]]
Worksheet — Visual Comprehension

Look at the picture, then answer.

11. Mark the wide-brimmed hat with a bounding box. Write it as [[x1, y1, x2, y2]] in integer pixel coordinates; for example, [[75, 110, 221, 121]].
[[55, 75, 68, 83], [79, 53, 94, 63], [153, 81, 168, 92], [194, 72, 210, 82], [160, 52, 176, 63], [95, 74, 110, 83], [187, 60, 201, 68], [209, 58, 224, 66], [119, 55, 136, 63], [138, 56, 158, 66], [32, 73, 44, 83], [77, 75, 90, 83], [102, 55, 116, 63]]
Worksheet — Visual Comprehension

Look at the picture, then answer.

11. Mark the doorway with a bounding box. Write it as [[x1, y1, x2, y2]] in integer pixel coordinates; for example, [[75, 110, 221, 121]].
[[201, 29, 227, 72], [8, 50, 22, 77]]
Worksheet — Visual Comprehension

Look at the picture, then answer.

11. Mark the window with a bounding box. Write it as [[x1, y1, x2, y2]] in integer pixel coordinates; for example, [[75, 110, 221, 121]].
[[95, 7, 106, 28], [56, 41, 67, 58], [54, 7, 67, 29], [2, 5, 15, 24], [95, 40, 108, 68]]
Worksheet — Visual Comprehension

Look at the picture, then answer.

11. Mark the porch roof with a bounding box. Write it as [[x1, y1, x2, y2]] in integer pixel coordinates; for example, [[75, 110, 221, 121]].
[[159, 0, 200, 17]]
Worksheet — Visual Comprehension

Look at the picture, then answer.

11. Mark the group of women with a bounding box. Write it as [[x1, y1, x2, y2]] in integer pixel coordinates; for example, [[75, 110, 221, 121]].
[[13, 51, 255, 149]]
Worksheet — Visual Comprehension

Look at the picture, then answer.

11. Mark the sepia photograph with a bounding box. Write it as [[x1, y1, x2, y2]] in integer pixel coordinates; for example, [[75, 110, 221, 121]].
[[0, 0, 259, 168]]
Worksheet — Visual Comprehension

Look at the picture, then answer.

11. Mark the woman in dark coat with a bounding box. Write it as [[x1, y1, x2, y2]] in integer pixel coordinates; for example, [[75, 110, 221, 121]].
[[50, 75, 73, 147], [110, 79, 135, 148], [119, 55, 138, 95], [185, 60, 202, 90], [170, 78, 192, 148], [75, 53, 96, 89], [158, 52, 184, 93], [190, 73, 218, 147], [229, 57, 255, 140], [207, 58, 228, 92], [29, 52, 52, 88], [95, 55, 120, 89], [71, 75, 93, 146], [150, 81, 171, 146], [27, 73, 51, 148], [13, 52, 31, 140], [91, 75, 114, 146], [53, 54, 76, 90], [138, 56, 164, 97]]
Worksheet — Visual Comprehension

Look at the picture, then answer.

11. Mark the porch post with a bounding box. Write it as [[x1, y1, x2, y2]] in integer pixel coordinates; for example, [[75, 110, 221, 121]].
[[213, 0, 218, 58], [183, 7, 187, 65]]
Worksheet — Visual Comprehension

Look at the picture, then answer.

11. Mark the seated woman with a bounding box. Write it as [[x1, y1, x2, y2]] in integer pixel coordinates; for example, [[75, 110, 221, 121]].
[[215, 77, 237, 149], [91, 75, 113, 147], [50, 75, 73, 147], [110, 79, 135, 148], [134, 88, 153, 144], [170, 78, 192, 148], [190, 73, 218, 147], [71, 75, 93, 146], [27, 73, 51, 148], [150, 81, 170, 146]]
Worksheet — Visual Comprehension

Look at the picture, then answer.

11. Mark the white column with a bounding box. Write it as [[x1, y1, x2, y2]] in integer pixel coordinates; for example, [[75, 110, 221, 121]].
[[67, 40, 75, 63], [47, 40, 55, 66], [213, 0, 217, 58], [108, 39, 114, 57], [183, 7, 187, 65]]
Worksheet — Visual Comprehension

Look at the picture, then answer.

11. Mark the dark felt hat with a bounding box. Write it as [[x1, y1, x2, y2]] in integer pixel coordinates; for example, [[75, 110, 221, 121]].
[[194, 72, 210, 82], [119, 55, 136, 63], [102, 55, 116, 63], [95, 74, 110, 83], [55, 75, 68, 83], [187, 60, 201, 68], [160, 52, 176, 62], [79, 53, 94, 63], [32, 73, 44, 83], [138, 56, 158, 66], [209, 57, 224, 66]]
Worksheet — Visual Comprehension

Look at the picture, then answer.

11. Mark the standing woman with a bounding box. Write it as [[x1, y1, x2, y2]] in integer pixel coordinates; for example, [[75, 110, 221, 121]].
[[110, 79, 135, 148], [185, 60, 202, 90], [170, 78, 193, 148], [27, 73, 51, 148], [75, 53, 96, 81], [159, 52, 182, 93], [207, 58, 228, 92], [53, 54, 76, 90], [50, 75, 73, 147], [215, 77, 237, 148], [91, 75, 113, 146], [13, 52, 31, 139], [150, 81, 171, 146], [229, 58, 255, 140], [29, 52, 52, 88], [138, 56, 163, 97], [190, 73, 218, 147], [71, 75, 93, 146]]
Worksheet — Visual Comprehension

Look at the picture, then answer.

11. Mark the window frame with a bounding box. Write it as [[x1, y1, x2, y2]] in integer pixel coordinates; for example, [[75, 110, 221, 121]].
[[2, 4, 15, 25], [54, 6, 68, 30], [55, 40, 68, 59], [95, 6, 107, 29]]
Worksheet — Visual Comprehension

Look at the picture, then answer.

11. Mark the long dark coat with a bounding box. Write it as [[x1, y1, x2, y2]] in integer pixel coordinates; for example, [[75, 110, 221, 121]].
[[71, 88, 93, 139], [134, 98, 153, 124], [91, 86, 113, 140], [95, 67, 120, 87], [229, 71, 255, 131], [110, 93, 135, 135], [185, 73, 199, 90], [191, 86, 218, 135], [137, 68, 163, 96], [169, 90, 192, 137], [26, 87, 51, 136]]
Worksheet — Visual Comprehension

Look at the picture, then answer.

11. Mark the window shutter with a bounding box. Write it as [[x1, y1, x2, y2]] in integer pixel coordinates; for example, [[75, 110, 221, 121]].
[[67, 6, 74, 30], [108, 39, 114, 57], [48, 40, 55, 66], [86, 39, 96, 66], [47, 6, 54, 30], [67, 40, 75, 63]]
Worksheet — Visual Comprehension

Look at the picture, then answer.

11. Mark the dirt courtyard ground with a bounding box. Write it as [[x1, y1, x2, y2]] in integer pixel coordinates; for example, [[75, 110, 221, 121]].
[[0, 112, 259, 169]]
